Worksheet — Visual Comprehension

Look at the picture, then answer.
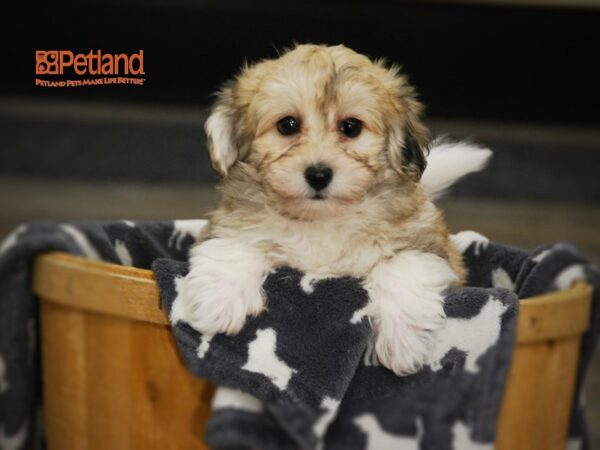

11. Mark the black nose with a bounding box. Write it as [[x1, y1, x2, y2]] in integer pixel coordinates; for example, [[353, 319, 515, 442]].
[[304, 164, 333, 191]]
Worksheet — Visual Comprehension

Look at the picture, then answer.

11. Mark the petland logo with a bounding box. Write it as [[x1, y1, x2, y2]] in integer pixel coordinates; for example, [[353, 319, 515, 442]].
[[35, 50, 145, 87]]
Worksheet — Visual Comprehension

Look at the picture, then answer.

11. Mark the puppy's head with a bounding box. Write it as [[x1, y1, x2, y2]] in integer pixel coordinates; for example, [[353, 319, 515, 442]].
[[206, 44, 429, 220]]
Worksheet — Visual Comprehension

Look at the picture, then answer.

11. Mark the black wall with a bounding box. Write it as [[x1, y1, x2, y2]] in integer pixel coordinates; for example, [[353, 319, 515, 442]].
[[3, 1, 600, 124]]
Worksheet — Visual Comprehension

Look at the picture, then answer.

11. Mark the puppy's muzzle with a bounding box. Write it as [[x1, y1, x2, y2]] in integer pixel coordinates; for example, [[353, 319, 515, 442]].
[[304, 164, 333, 192]]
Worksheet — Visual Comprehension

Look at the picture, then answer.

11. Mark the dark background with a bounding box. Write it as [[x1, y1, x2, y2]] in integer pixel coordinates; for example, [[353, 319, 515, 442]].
[[4, 1, 600, 123]]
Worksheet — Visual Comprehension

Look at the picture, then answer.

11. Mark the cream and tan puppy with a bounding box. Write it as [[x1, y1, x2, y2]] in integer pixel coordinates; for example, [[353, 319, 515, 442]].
[[181, 44, 491, 375]]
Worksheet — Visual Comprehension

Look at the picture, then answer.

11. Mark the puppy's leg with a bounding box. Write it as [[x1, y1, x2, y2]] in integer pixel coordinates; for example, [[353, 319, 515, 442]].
[[182, 238, 270, 335], [364, 250, 457, 375]]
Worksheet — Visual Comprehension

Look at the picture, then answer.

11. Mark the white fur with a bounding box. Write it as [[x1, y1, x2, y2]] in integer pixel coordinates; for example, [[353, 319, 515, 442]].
[[182, 238, 269, 335], [225, 205, 397, 279], [364, 250, 457, 375], [421, 141, 492, 200], [354, 413, 422, 450], [242, 328, 297, 391]]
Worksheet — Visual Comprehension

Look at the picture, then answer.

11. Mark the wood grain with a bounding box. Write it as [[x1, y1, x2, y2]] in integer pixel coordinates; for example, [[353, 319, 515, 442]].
[[34, 252, 593, 449], [36, 254, 214, 450], [516, 282, 592, 343], [34, 252, 168, 325], [495, 283, 592, 450], [496, 336, 583, 450]]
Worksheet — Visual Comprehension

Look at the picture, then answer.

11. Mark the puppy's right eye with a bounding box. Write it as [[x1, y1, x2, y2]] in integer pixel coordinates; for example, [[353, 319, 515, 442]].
[[276, 116, 301, 136]]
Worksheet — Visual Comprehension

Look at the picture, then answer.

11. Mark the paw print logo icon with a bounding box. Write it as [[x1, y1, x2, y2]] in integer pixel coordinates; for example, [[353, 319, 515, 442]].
[[36, 50, 60, 75]]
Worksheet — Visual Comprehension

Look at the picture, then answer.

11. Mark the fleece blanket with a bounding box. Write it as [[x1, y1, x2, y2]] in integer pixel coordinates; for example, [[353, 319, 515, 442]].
[[0, 221, 598, 450]]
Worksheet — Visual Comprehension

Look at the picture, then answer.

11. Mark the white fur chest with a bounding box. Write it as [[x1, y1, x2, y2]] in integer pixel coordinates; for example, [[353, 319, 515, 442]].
[[251, 214, 393, 278]]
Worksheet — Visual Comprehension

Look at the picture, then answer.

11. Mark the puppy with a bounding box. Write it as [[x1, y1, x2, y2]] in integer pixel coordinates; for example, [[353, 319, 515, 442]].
[[181, 44, 491, 375]]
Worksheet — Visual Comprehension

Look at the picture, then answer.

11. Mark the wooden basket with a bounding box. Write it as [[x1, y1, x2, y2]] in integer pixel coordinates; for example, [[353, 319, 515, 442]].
[[32, 252, 593, 450]]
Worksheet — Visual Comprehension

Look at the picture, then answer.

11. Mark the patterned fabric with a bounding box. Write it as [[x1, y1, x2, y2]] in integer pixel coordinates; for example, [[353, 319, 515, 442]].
[[0, 221, 597, 450]]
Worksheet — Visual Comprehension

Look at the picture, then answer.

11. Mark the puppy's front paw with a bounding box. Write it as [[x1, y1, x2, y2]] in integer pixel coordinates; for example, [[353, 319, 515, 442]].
[[181, 276, 264, 336], [364, 250, 457, 375], [372, 308, 444, 376], [181, 239, 268, 336]]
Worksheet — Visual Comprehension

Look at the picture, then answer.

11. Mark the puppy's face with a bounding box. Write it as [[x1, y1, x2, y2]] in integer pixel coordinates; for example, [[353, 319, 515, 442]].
[[206, 44, 429, 220]]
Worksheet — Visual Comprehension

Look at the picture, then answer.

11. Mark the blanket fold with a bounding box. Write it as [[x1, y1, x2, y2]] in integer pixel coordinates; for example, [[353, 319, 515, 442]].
[[0, 221, 598, 450]]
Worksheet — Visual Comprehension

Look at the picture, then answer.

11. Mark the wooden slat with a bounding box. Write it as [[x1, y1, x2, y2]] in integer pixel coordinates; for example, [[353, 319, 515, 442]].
[[496, 336, 583, 450], [33, 252, 168, 325], [37, 252, 215, 450], [41, 300, 89, 450], [516, 282, 592, 343], [33, 252, 593, 341], [40, 300, 215, 450]]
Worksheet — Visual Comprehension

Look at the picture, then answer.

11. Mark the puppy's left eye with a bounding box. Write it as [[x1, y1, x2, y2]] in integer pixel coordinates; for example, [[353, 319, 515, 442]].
[[339, 118, 362, 138], [277, 116, 301, 136]]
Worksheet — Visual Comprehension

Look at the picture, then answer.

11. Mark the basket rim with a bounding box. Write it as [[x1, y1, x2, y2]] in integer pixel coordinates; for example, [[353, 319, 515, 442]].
[[33, 252, 593, 342]]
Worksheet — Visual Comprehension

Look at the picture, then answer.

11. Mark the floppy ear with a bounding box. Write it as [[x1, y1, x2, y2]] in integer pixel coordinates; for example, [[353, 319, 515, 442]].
[[388, 100, 430, 182], [401, 116, 429, 181], [205, 86, 238, 177]]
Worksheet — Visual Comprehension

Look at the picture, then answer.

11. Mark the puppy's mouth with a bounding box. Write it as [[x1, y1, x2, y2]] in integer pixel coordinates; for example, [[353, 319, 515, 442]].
[[311, 192, 326, 200]]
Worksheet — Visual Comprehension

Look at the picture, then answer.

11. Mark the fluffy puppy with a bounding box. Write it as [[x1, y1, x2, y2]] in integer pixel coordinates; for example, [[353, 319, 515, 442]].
[[181, 44, 491, 375]]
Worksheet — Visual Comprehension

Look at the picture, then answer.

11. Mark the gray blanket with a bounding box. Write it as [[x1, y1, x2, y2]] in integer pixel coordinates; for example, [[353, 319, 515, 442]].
[[0, 220, 598, 450]]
